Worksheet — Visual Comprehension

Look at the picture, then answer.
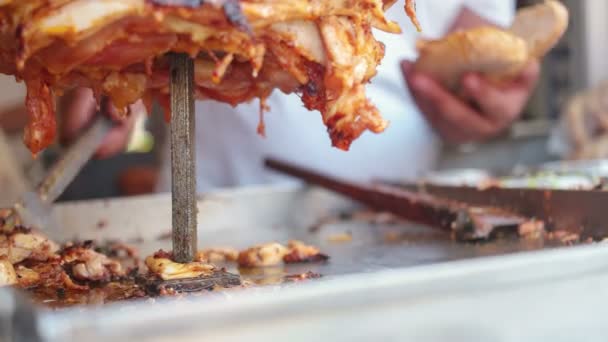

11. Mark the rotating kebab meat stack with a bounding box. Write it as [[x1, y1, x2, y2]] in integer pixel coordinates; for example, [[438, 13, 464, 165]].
[[3, 1, 605, 338]]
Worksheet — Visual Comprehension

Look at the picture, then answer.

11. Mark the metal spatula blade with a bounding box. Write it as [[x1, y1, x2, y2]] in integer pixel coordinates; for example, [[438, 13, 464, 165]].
[[3, 115, 112, 239], [12, 192, 61, 238]]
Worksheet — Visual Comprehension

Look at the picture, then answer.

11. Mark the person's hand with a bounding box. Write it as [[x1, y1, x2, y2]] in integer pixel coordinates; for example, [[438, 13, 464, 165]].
[[401, 60, 540, 144], [59, 87, 145, 158]]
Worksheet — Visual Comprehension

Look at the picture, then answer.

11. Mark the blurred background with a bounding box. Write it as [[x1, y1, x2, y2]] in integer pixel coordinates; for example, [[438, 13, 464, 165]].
[[0, 0, 602, 202], [440, 0, 592, 170]]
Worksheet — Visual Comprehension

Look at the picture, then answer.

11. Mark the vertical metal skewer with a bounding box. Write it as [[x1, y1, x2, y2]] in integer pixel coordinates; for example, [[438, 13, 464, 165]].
[[170, 53, 197, 263]]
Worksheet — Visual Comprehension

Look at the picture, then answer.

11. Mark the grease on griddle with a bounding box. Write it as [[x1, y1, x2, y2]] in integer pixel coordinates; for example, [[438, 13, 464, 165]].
[[327, 232, 353, 243], [238, 267, 324, 286], [284, 271, 322, 282], [310, 210, 401, 233], [137, 269, 241, 296]]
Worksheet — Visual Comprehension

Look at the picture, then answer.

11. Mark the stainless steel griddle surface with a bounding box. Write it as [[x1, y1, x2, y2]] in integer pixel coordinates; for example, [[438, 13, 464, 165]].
[[5, 184, 607, 342], [53, 184, 558, 283], [226, 223, 553, 283]]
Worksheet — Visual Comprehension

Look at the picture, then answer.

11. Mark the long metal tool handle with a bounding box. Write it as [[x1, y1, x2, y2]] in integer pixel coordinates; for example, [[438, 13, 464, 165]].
[[37, 115, 113, 203], [170, 53, 197, 263], [264, 158, 534, 241], [264, 158, 470, 232]]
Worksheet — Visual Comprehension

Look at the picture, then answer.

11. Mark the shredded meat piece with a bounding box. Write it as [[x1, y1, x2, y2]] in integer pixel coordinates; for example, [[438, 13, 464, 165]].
[[0, 257, 17, 286], [0, 230, 59, 264], [237, 242, 289, 268], [146, 254, 215, 280], [0, 0, 419, 154], [25, 260, 88, 291], [283, 240, 329, 264], [23, 78, 56, 155], [62, 245, 125, 282], [237, 240, 328, 267], [196, 248, 239, 263]]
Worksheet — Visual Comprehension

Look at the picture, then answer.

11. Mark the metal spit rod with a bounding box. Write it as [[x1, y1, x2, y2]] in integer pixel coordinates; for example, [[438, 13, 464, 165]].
[[169, 53, 197, 263]]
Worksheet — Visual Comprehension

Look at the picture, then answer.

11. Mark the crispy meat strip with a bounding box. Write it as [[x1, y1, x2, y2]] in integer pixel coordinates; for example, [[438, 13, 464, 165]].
[[405, 0, 421, 32], [24, 78, 56, 155], [0, 0, 419, 153], [317, 16, 388, 148]]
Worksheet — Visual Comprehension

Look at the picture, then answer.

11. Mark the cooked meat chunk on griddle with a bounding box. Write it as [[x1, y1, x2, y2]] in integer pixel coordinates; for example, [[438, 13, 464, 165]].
[[0, 257, 17, 286], [283, 240, 329, 264], [237, 240, 328, 267], [0, 230, 59, 264], [62, 245, 125, 282], [237, 242, 289, 268], [146, 250, 215, 280], [196, 248, 239, 263]]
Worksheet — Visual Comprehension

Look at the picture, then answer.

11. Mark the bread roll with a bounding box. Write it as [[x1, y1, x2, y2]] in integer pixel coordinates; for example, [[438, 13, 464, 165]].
[[413, 0, 569, 90], [414, 28, 529, 90], [509, 0, 569, 58]]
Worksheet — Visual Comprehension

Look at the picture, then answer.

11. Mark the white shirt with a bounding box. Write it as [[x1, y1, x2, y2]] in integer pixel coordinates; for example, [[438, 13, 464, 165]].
[[157, 0, 515, 193]]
